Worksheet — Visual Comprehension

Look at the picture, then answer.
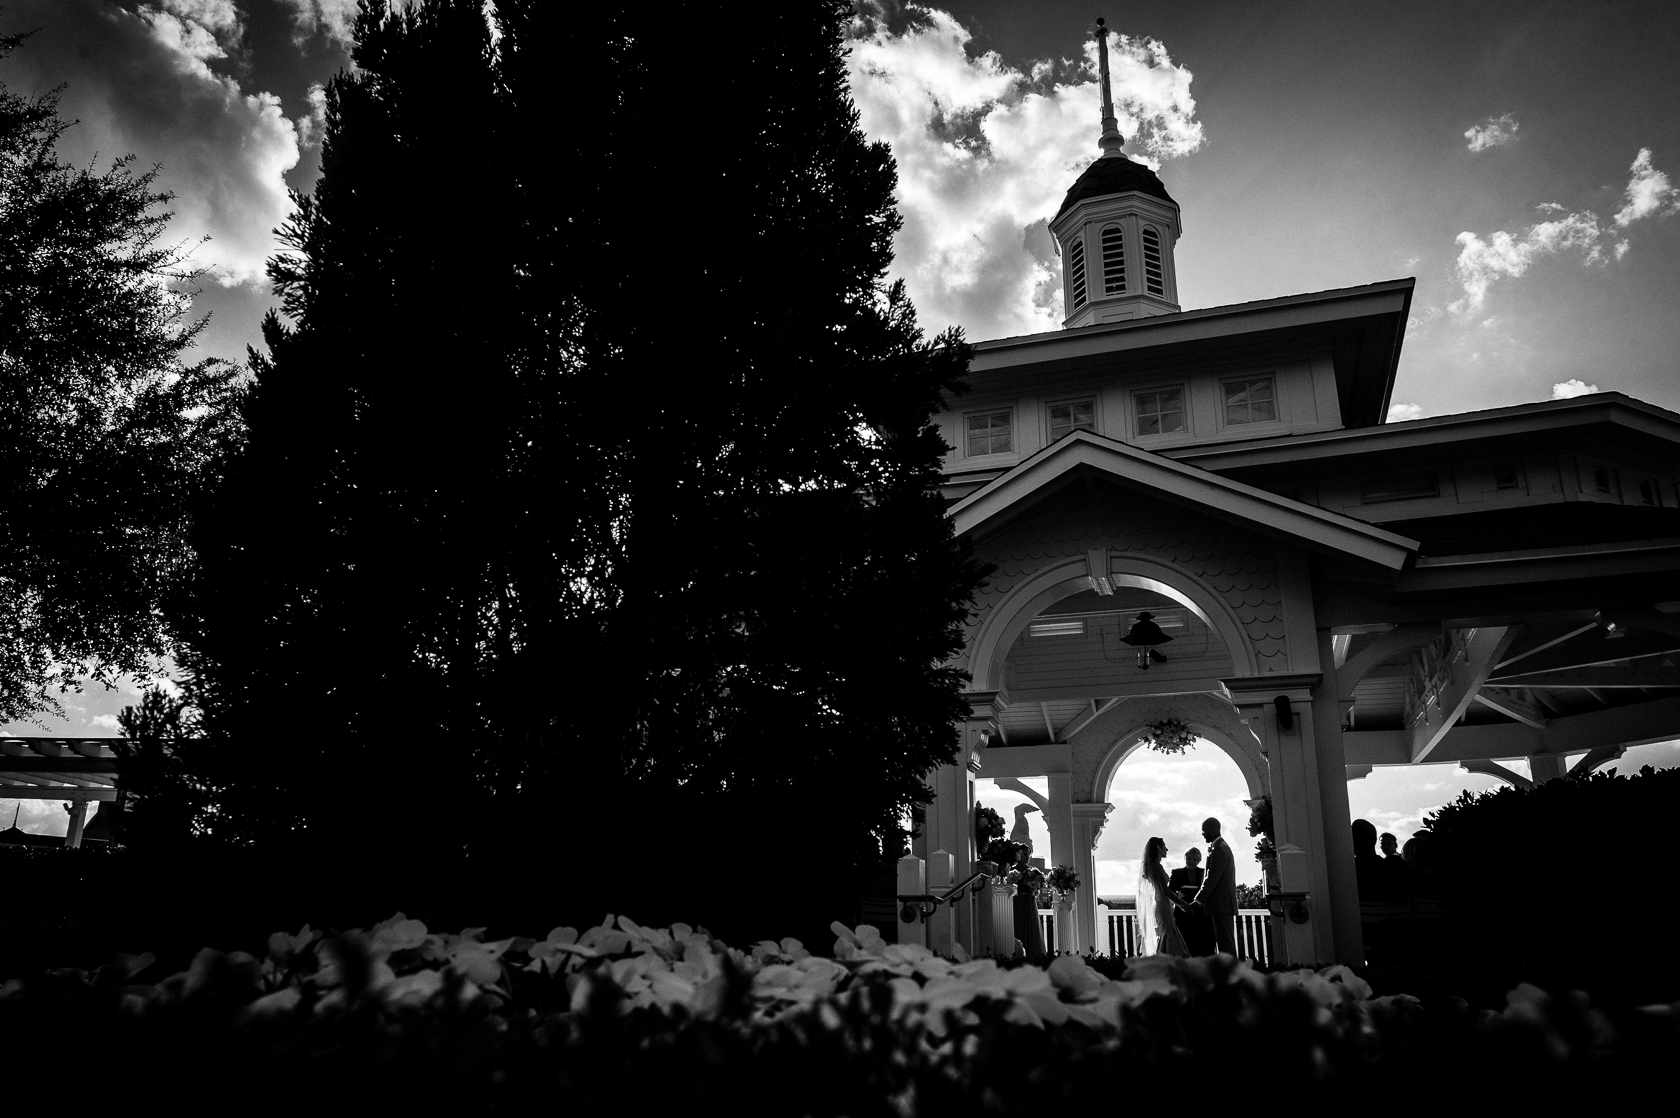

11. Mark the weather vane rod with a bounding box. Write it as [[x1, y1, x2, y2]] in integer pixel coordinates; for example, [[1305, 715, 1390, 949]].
[[1094, 18, 1125, 158]]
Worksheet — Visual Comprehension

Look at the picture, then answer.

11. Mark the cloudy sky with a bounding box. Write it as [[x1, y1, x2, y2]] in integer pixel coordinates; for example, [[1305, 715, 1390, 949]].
[[5, 1, 1679, 838]]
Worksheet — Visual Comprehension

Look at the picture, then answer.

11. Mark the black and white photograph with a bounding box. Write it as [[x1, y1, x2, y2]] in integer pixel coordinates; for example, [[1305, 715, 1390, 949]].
[[3, 0, 1679, 1109]]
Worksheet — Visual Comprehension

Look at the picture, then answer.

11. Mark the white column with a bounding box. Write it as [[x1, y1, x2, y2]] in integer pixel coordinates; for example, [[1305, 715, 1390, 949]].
[[896, 854, 926, 948], [927, 848, 955, 956], [1054, 891, 1079, 954], [1231, 680, 1334, 966], [987, 879, 1017, 959], [64, 801, 89, 849], [1070, 802, 1113, 953]]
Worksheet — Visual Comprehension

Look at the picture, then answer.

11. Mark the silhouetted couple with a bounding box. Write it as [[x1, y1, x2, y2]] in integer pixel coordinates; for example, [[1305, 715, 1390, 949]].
[[1352, 818, 1412, 903], [1137, 817, 1239, 956]]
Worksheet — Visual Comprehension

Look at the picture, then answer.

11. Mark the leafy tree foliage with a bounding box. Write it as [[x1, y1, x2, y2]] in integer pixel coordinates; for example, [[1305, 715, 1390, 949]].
[[0, 32, 237, 725], [178, 0, 981, 873]]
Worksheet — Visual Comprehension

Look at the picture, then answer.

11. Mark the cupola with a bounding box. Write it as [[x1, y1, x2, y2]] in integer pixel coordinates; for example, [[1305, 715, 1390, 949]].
[[1051, 18, 1183, 327]]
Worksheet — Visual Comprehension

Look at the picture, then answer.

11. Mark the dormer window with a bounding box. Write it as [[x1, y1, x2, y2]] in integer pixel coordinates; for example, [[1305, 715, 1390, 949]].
[[1068, 239, 1088, 309], [1134, 388, 1185, 435], [1142, 227, 1165, 297], [1101, 225, 1126, 294], [1049, 400, 1095, 442], [966, 410, 1013, 456], [1222, 376, 1277, 425]]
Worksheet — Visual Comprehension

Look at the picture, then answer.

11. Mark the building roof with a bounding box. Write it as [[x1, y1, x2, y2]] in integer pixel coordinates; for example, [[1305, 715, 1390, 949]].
[[948, 428, 1419, 570], [1167, 392, 1680, 473], [1386, 503, 1680, 558], [966, 278, 1414, 430], [1055, 155, 1176, 217]]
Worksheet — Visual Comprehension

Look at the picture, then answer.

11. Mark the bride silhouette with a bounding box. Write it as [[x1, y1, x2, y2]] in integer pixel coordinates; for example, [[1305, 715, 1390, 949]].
[[1137, 836, 1190, 956]]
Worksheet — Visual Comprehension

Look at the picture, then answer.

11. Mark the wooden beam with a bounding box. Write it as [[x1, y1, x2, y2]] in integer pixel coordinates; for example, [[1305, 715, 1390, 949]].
[[0, 787, 117, 801], [1059, 698, 1121, 741], [1473, 689, 1546, 729], [1336, 622, 1441, 701], [1460, 759, 1534, 790], [1568, 744, 1626, 780], [1041, 703, 1056, 741], [1412, 626, 1520, 762], [1493, 623, 1597, 672], [0, 757, 120, 775], [1490, 659, 1680, 689]]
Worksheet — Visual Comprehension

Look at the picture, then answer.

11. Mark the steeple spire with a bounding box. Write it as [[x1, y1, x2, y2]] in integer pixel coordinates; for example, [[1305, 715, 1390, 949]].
[[1094, 18, 1125, 158]]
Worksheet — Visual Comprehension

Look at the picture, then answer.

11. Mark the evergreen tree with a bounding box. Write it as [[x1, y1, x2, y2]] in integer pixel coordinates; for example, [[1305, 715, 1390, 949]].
[[0, 31, 238, 725], [180, 1, 981, 882]]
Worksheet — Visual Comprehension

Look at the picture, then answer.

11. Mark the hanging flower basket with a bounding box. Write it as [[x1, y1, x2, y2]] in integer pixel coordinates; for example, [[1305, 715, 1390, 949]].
[[1143, 717, 1196, 755]]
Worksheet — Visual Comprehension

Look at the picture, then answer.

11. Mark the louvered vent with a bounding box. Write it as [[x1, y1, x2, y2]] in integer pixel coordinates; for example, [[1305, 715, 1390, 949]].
[[1142, 227, 1165, 296], [1101, 225, 1125, 295], [1069, 239, 1088, 309]]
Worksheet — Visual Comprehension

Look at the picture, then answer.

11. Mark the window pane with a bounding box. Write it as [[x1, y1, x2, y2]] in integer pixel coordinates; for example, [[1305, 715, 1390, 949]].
[[1134, 388, 1185, 435], [968, 411, 1011, 455], [1224, 378, 1275, 424]]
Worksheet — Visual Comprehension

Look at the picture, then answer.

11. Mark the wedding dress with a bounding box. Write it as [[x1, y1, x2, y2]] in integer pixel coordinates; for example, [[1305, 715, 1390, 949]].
[[1136, 864, 1189, 956]]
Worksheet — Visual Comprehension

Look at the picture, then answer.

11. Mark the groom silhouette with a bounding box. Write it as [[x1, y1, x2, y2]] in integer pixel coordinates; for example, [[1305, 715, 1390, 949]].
[[1191, 817, 1239, 955]]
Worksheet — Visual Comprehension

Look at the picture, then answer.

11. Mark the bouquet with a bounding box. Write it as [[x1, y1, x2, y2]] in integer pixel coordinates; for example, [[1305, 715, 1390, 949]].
[[1047, 865, 1081, 893], [974, 805, 1005, 848], [1143, 717, 1196, 754]]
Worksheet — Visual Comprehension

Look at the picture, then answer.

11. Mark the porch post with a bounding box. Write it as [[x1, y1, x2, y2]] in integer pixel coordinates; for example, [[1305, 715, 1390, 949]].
[[1229, 676, 1334, 966], [65, 801, 89, 849], [1070, 802, 1113, 953], [1316, 628, 1365, 966]]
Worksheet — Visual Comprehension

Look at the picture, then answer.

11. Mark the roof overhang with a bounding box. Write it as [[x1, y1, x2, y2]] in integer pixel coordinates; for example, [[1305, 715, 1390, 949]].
[[949, 429, 1419, 571], [1168, 392, 1680, 474], [965, 279, 1414, 429]]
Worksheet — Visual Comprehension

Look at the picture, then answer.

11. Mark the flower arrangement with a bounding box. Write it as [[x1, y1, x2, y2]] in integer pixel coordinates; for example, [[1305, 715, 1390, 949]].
[[3, 912, 1661, 1108], [1248, 795, 1276, 864], [974, 804, 1005, 849], [1, 911, 1669, 1107], [981, 837, 1027, 870], [1009, 863, 1047, 893], [1143, 717, 1196, 754], [1047, 865, 1081, 893]]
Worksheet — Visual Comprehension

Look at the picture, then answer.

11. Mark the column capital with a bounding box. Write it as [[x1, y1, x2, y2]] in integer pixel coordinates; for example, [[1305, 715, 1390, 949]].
[[1070, 801, 1114, 848]]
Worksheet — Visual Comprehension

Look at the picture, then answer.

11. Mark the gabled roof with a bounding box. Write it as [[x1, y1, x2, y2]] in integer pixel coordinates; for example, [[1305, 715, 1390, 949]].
[[949, 429, 1419, 570]]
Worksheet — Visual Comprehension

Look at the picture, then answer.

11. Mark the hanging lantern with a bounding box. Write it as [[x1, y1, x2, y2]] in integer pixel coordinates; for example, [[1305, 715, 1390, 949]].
[[1120, 611, 1173, 670]]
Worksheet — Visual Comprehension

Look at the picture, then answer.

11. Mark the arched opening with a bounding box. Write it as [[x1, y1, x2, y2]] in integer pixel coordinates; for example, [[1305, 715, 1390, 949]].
[[1101, 224, 1125, 294], [1094, 735, 1262, 904], [966, 556, 1257, 694], [1068, 237, 1089, 309]]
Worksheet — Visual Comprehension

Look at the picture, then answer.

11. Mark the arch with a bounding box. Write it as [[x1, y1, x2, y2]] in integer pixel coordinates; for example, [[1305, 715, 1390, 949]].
[[1091, 720, 1268, 807], [967, 555, 1259, 692]]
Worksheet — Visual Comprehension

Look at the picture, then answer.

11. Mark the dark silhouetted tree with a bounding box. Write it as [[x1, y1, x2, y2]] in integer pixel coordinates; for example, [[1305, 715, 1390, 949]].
[[0, 31, 238, 725], [179, 1, 981, 880]]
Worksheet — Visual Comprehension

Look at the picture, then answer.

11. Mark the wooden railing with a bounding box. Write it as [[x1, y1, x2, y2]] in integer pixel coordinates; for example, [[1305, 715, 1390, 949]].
[[1039, 908, 1274, 965]]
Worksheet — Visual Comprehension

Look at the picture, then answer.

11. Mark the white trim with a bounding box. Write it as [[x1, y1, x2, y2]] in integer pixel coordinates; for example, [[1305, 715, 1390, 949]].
[[948, 429, 1418, 570]]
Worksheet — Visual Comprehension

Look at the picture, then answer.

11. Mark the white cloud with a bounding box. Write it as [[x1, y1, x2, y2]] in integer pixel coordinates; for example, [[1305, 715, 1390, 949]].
[[1449, 209, 1604, 315], [1387, 403, 1425, 422], [1613, 147, 1680, 228], [846, 4, 1205, 342], [1551, 378, 1600, 399], [6, 1, 303, 289], [296, 82, 329, 149], [1464, 113, 1518, 152], [1449, 148, 1678, 314], [279, 0, 362, 46], [90, 714, 121, 731]]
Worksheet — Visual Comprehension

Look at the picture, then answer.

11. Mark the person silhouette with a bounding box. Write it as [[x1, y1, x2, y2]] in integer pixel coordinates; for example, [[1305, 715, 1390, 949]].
[[1380, 831, 1412, 899], [1137, 837, 1189, 956], [1190, 818, 1239, 955], [1170, 847, 1214, 954], [1351, 819, 1387, 901]]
